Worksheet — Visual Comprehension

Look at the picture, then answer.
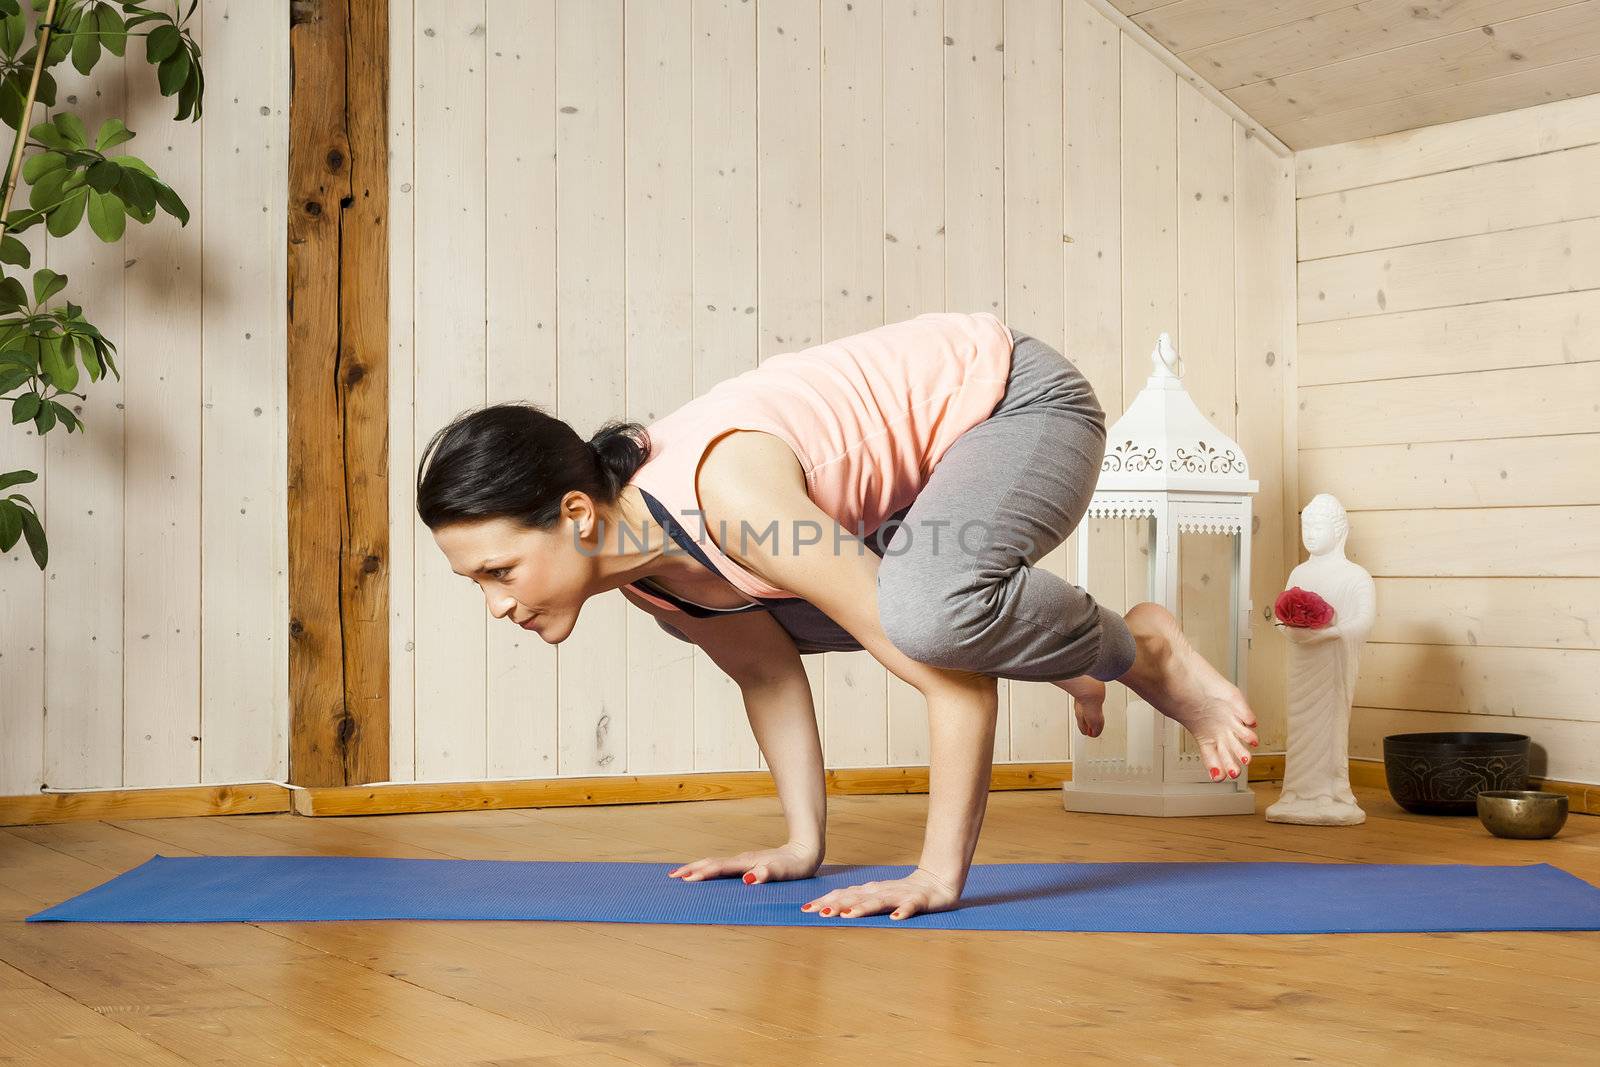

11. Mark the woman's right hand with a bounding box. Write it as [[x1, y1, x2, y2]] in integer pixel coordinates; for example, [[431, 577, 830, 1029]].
[[668, 840, 823, 884]]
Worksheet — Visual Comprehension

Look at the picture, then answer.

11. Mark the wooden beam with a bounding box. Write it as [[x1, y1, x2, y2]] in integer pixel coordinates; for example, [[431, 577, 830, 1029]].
[[287, 0, 390, 786]]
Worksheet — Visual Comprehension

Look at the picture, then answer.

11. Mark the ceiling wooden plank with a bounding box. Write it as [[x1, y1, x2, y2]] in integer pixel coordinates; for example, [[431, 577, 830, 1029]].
[[1178, 0, 1582, 91], [1232, 1, 1600, 129], [1275, 52, 1600, 149], [1107, 0, 1182, 16], [1134, 0, 1358, 54]]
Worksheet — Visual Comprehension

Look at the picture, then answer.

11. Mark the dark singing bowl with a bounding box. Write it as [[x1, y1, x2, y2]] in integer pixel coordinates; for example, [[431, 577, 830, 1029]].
[[1382, 732, 1530, 815]]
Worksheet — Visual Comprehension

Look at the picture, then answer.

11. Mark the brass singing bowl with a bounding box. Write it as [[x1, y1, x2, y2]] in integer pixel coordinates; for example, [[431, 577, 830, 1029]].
[[1475, 790, 1568, 839]]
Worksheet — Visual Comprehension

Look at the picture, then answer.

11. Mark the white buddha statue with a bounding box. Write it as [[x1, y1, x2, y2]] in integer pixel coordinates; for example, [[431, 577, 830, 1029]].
[[1266, 493, 1376, 826]]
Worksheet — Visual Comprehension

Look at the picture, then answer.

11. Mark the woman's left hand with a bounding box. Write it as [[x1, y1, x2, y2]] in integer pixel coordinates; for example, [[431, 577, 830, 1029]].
[[800, 866, 961, 921]]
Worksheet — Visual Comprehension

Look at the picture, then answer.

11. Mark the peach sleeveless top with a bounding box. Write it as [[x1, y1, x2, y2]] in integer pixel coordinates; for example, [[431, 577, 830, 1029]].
[[625, 311, 1015, 611]]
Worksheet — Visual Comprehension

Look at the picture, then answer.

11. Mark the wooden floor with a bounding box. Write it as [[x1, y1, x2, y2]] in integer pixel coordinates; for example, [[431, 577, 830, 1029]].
[[2, 781, 1597, 1066]]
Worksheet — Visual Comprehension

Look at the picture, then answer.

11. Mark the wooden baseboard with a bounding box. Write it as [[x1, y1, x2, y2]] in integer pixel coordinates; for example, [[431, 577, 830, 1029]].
[[0, 783, 292, 827], [287, 762, 1080, 817], [3, 757, 1595, 825]]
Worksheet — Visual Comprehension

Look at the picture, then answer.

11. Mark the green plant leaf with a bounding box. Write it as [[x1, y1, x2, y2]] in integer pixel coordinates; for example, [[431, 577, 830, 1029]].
[[71, 18, 101, 74], [110, 154, 158, 178], [95, 116, 134, 150], [145, 22, 180, 63], [0, 80, 24, 131], [189, 52, 205, 120], [115, 165, 155, 212], [54, 113, 88, 149], [46, 187, 88, 238], [0, 235, 28, 270], [96, 3, 126, 56], [0, 468, 33, 491], [85, 159, 120, 192], [75, 333, 102, 379], [0, 365, 28, 393], [17, 496, 45, 567], [176, 60, 198, 119], [28, 165, 67, 210], [39, 334, 76, 392], [0, 275, 27, 310], [86, 189, 125, 241], [28, 120, 68, 150], [21, 150, 66, 183], [50, 399, 78, 432], [153, 181, 188, 225], [33, 398, 55, 433], [11, 390, 39, 422], [0, 499, 21, 552], [34, 69, 56, 107], [157, 48, 189, 97], [30, 266, 65, 305], [0, 12, 23, 57]]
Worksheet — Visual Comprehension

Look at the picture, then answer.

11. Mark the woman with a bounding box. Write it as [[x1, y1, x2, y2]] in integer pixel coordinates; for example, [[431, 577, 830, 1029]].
[[417, 311, 1259, 921]]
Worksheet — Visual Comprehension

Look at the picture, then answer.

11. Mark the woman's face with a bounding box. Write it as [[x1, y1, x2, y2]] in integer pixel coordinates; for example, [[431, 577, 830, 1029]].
[[432, 501, 603, 644]]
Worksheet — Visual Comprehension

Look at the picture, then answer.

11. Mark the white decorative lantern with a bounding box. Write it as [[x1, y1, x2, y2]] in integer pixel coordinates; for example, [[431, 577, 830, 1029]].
[[1063, 333, 1260, 817]]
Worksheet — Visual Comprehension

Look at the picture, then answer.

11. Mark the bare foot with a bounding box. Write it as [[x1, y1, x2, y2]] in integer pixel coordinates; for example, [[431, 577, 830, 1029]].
[[1053, 675, 1106, 737], [1116, 602, 1260, 781]]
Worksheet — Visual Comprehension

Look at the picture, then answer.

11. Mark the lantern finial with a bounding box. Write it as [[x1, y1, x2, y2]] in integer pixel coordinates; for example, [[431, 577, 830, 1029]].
[[1152, 332, 1183, 380]]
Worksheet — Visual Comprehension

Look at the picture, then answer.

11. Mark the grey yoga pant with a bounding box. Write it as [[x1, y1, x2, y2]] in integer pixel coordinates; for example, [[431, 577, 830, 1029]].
[[656, 328, 1138, 684]]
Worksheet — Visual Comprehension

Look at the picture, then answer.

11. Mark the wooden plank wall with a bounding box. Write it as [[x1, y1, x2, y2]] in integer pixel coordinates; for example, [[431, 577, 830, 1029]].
[[389, 0, 1297, 784], [1296, 94, 1600, 785], [0, 1, 289, 794]]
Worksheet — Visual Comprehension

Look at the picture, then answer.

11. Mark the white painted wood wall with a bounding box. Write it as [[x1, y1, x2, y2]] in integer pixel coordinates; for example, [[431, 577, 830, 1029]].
[[1, 0, 1297, 797], [389, 0, 1297, 785], [1296, 94, 1600, 786], [0, 1, 289, 795]]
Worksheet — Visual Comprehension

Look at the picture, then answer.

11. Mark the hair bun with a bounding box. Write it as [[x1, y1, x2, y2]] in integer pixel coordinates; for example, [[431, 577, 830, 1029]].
[[587, 421, 651, 496]]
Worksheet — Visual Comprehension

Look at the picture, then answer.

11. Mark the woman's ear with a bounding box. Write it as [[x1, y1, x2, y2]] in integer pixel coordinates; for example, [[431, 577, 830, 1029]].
[[561, 490, 606, 546]]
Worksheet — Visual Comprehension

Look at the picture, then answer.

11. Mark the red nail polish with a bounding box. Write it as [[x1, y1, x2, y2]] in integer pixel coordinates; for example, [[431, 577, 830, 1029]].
[[743, 873, 755, 884], [821, 908, 832, 915]]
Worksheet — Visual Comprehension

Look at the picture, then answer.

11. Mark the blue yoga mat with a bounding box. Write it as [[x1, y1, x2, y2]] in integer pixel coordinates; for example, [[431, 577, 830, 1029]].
[[26, 855, 1600, 933]]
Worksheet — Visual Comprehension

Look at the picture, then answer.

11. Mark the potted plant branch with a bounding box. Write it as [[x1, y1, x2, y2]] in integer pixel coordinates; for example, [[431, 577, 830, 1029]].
[[0, 0, 202, 569]]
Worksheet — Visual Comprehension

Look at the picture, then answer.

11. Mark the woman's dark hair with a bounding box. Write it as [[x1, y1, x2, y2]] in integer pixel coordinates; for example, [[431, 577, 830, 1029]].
[[416, 403, 651, 531]]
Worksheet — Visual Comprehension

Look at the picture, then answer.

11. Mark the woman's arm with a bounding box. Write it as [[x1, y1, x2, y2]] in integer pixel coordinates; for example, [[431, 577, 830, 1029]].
[[696, 431, 1000, 918], [620, 588, 827, 858]]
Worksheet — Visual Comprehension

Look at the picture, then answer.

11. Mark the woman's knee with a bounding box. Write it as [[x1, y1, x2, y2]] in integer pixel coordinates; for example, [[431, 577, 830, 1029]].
[[876, 559, 992, 668]]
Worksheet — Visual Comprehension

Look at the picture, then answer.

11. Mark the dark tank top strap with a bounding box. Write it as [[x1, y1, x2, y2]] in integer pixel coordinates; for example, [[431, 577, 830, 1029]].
[[629, 488, 780, 618]]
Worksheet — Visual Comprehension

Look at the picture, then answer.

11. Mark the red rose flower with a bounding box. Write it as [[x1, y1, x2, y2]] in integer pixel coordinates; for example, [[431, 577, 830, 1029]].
[[1274, 586, 1335, 629]]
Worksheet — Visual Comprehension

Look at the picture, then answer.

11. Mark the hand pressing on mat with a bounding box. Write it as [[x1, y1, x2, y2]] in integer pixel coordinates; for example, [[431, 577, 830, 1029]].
[[668, 840, 823, 884], [801, 867, 961, 922]]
